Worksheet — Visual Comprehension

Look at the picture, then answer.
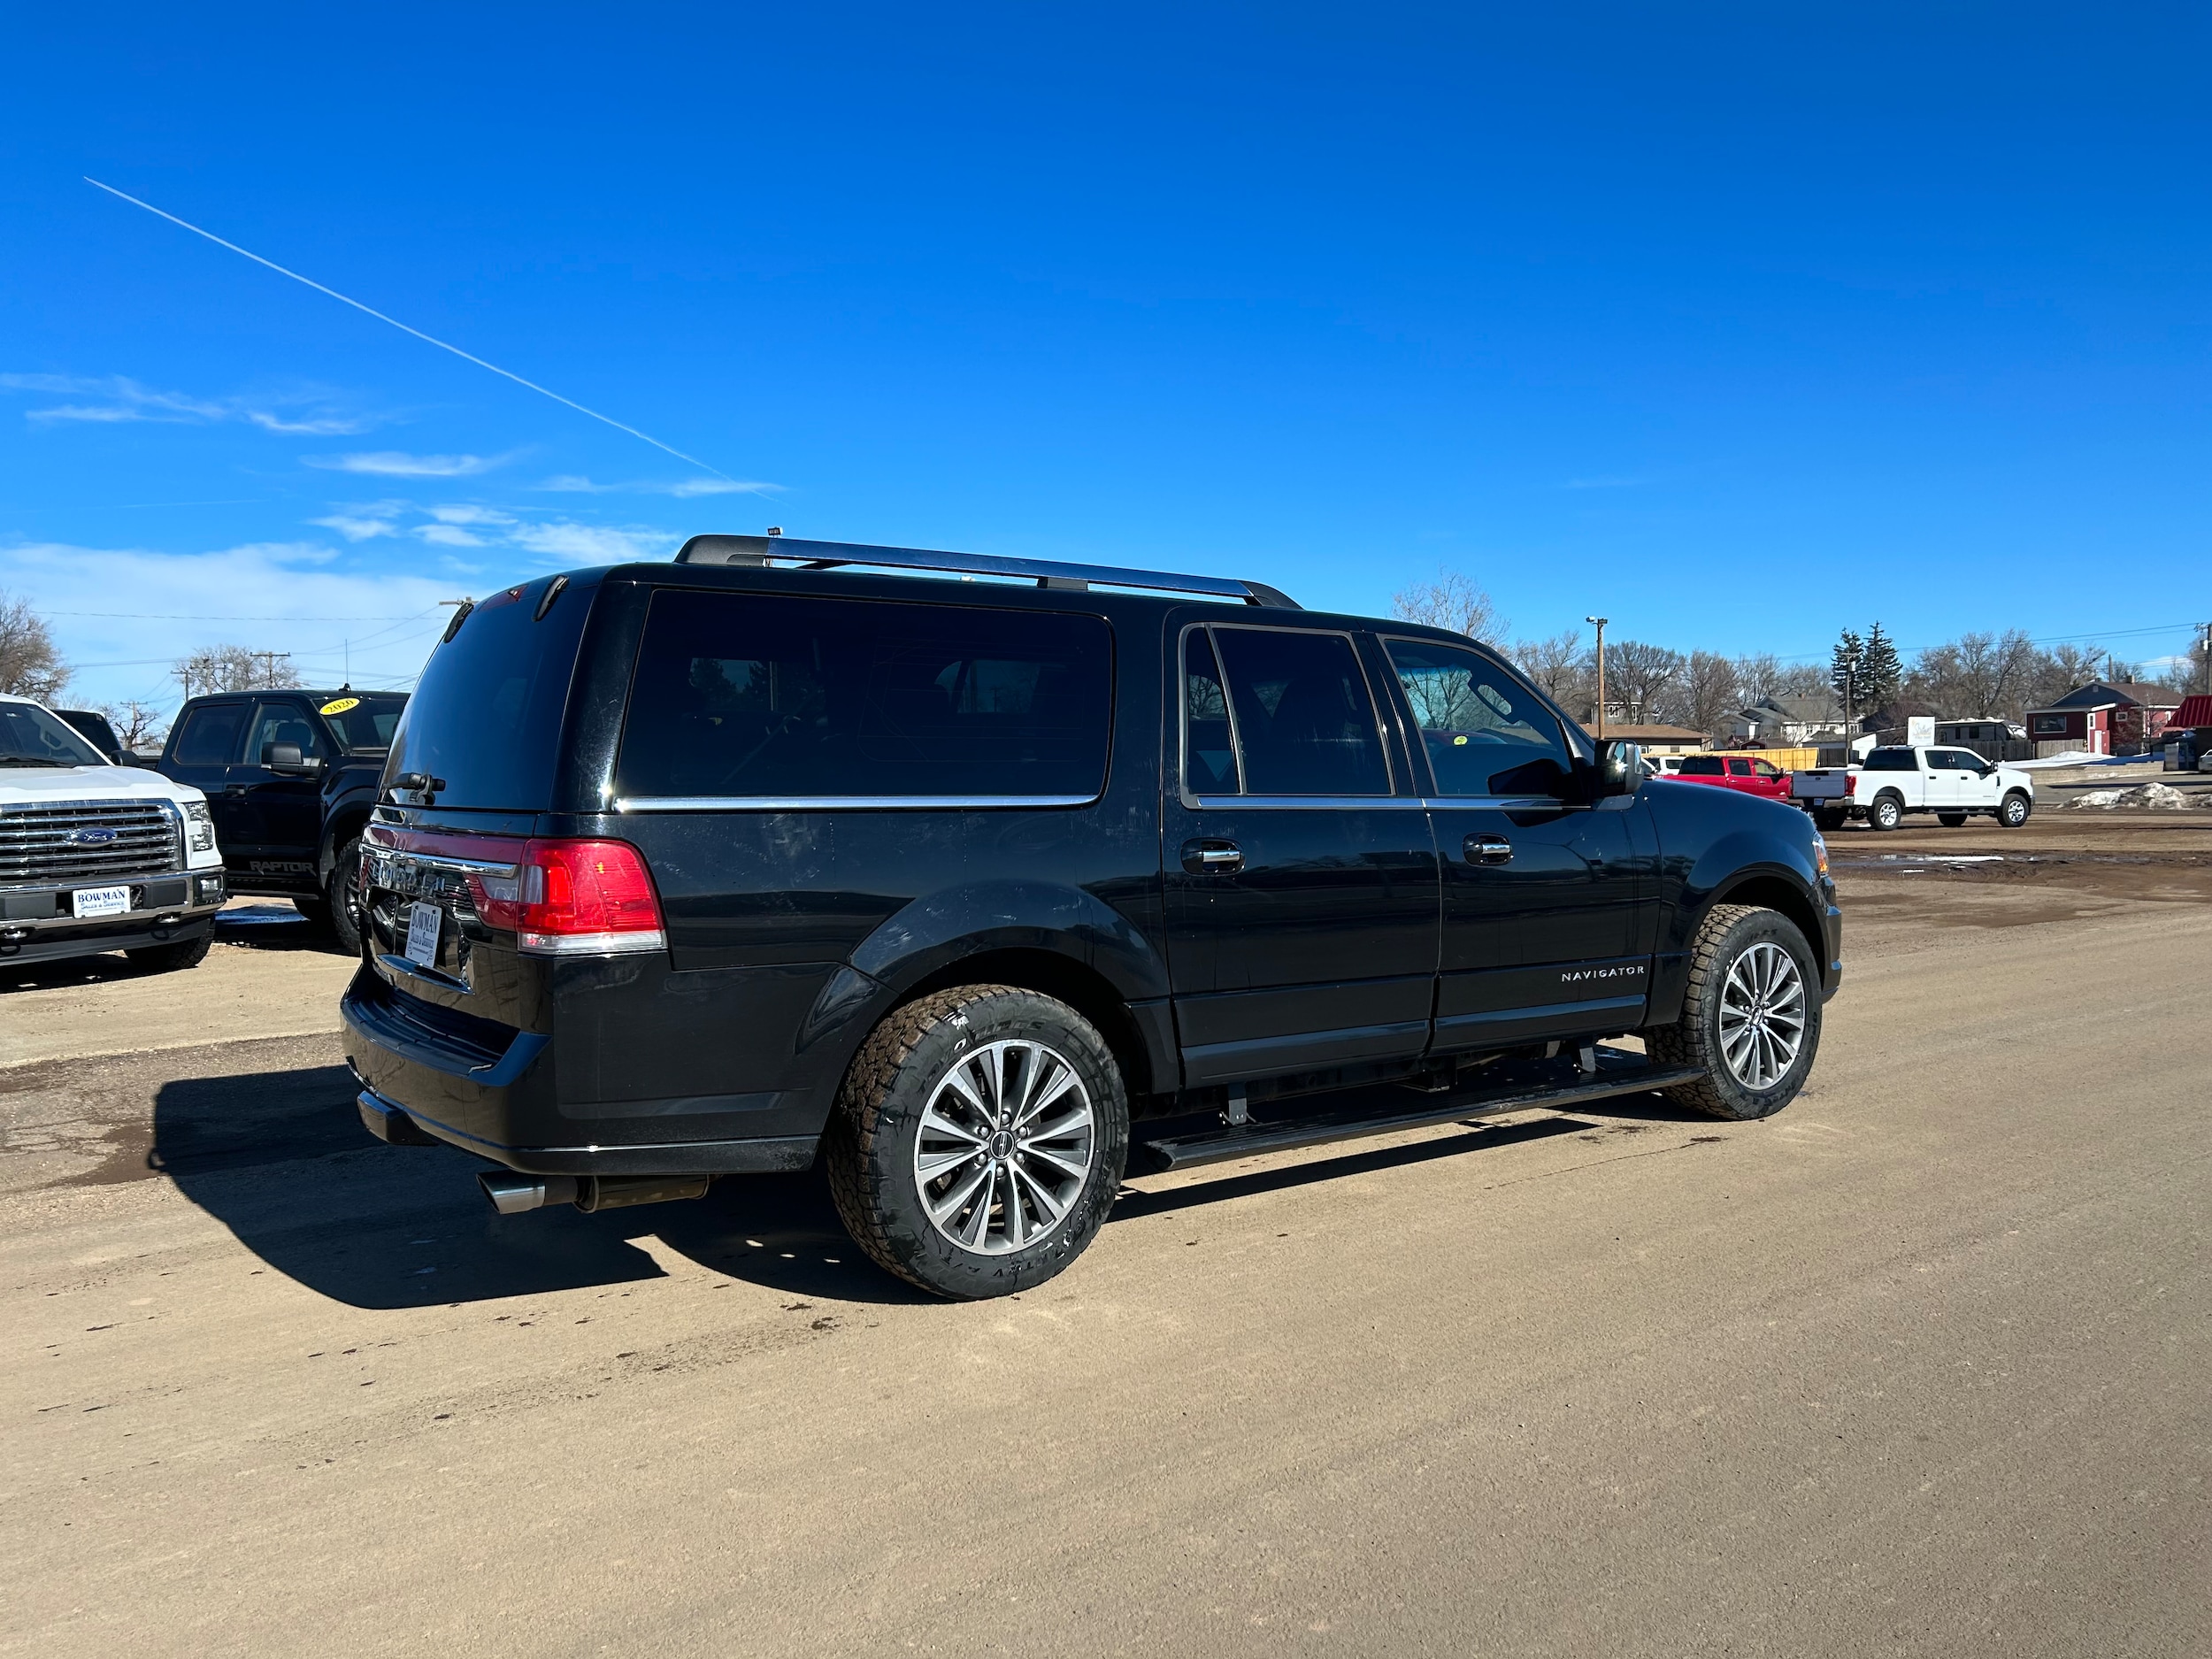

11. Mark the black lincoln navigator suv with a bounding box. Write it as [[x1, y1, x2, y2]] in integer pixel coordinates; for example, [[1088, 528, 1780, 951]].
[[343, 535, 1841, 1299]]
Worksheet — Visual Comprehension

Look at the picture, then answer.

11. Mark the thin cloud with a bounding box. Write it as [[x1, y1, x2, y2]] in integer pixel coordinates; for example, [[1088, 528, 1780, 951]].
[[533, 472, 780, 498], [426, 504, 516, 526], [0, 373, 368, 434], [1564, 474, 1649, 490], [417, 524, 488, 548], [311, 514, 400, 541], [508, 522, 677, 563], [307, 450, 513, 479]]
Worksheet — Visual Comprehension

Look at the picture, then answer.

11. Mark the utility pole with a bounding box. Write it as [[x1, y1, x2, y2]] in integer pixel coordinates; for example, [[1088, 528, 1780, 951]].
[[252, 649, 291, 688], [2199, 622, 2210, 695], [1585, 617, 1609, 744]]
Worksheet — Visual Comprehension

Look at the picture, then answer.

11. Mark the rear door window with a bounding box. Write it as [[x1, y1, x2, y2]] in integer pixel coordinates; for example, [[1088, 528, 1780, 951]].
[[1205, 626, 1391, 797], [616, 591, 1113, 803], [1727, 758, 1753, 777]]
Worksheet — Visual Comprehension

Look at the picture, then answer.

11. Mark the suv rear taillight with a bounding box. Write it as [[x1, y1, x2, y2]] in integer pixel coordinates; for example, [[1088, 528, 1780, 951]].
[[464, 838, 666, 956]]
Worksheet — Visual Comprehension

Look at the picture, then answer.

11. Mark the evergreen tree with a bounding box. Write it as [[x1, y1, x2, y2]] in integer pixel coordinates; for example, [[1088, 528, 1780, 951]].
[[1829, 629, 1866, 710], [1861, 621, 1902, 708]]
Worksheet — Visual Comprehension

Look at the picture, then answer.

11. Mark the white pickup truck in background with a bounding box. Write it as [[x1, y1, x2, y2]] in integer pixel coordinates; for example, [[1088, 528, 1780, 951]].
[[1798, 743, 2035, 832]]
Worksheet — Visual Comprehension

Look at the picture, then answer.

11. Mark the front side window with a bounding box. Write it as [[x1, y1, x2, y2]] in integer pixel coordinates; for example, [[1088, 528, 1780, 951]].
[[1385, 636, 1570, 797], [171, 702, 250, 768], [316, 693, 408, 751], [617, 591, 1113, 801], [247, 702, 326, 766], [1202, 627, 1390, 796]]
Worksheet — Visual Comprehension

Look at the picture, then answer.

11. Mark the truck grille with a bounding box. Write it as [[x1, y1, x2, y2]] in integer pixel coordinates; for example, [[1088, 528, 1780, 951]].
[[0, 800, 182, 886]]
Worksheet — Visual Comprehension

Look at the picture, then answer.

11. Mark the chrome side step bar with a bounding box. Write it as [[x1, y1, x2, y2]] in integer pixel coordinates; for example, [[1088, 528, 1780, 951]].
[[1137, 1050, 1705, 1173]]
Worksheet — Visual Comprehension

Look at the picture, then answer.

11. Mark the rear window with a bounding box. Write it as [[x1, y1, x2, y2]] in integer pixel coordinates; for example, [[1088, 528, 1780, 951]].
[[383, 580, 590, 809], [615, 591, 1113, 803]]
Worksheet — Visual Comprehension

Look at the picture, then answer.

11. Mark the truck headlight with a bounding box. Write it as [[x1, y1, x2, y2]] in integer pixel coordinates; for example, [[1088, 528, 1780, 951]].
[[183, 800, 217, 854]]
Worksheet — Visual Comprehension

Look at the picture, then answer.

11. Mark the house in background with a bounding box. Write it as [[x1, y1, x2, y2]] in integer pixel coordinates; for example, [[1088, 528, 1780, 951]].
[[1577, 721, 1709, 757], [1725, 693, 1845, 748], [2024, 682, 2183, 757]]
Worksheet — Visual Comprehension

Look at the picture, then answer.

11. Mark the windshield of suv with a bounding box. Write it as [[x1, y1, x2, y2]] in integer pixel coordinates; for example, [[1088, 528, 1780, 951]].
[[0, 702, 105, 767], [314, 693, 409, 751]]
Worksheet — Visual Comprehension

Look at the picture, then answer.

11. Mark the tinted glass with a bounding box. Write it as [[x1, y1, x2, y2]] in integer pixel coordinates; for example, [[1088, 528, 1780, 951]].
[[1677, 755, 1724, 776], [385, 580, 591, 809], [1727, 758, 1752, 776], [1213, 628, 1389, 796], [171, 703, 249, 767], [314, 693, 408, 751], [1384, 636, 1566, 797], [246, 701, 326, 765], [1753, 759, 1780, 777], [0, 702, 105, 766], [1863, 748, 1916, 771], [617, 591, 1112, 801], [1182, 629, 1240, 794]]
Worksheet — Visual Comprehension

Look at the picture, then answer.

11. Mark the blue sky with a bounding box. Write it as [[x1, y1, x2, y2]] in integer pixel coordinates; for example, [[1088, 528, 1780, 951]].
[[4, 4, 2208, 709]]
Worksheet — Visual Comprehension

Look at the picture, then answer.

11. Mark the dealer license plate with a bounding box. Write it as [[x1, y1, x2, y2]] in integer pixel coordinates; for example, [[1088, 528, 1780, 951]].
[[72, 884, 131, 919], [403, 900, 442, 968]]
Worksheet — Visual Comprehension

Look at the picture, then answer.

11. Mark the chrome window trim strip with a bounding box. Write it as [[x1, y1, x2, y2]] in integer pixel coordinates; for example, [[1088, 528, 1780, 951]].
[[611, 794, 1100, 814], [361, 846, 520, 878], [1182, 794, 1576, 812]]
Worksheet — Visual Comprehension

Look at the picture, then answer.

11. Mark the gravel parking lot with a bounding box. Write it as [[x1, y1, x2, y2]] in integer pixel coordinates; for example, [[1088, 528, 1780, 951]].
[[4, 831, 2207, 1657]]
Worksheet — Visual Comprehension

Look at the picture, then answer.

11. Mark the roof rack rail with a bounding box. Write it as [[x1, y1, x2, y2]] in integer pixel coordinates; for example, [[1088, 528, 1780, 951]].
[[672, 534, 1299, 609]]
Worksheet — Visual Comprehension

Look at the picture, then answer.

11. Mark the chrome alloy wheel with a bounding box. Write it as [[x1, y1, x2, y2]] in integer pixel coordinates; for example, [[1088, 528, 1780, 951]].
[[913, 1039, 1096, 1256], [1717, 941, 1808, 1091]]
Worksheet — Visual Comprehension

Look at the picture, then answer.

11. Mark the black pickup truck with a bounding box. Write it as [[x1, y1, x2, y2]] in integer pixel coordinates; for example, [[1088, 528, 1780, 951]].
[[157, 688, 406, 951], [343, 538, 1840, 1300]]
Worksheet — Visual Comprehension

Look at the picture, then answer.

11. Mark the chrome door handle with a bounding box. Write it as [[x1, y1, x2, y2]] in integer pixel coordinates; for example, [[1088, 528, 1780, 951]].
[[1464, 833, 1512, 865], [1181, 839, 1244, 875]]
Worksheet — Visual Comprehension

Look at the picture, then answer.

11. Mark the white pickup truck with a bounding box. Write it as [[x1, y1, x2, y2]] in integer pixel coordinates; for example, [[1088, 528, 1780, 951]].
[[1802, 743, 2035, 833], [1, 693, 228, 970]]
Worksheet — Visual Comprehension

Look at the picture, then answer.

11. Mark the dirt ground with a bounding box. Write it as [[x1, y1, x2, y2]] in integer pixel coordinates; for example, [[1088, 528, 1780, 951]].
[[3, 827, 2207, 1657]]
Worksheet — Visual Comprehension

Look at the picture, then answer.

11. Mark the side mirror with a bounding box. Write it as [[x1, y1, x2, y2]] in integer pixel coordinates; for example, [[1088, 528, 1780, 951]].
[[1599, 740, 1643, 796], [264, 742, 324, 776]]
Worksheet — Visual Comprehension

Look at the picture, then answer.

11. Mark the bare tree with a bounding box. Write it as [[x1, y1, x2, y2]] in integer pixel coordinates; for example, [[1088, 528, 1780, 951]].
[[1391, 569, 1509, 645], [1601, 640, 1684, 725], [1669, 649, 1741, 741], [1771, 659, 1832, 698], [175, 645, 300, 696], [1510, 630, 1588, 710], [100, 700, 168, 753], [1729, 652, 1780, 705], [0, 589, 69, 701]]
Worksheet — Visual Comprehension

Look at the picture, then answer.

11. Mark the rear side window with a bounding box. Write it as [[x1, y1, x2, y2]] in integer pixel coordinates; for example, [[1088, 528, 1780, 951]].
[[1863, 749, 1916, 771], [616, 591, 1112, 803], [171, 703, 249, 767], [385, 580, 590, 809], [1196, 626, 1390, 796], [1678, 755, 1724, 776]]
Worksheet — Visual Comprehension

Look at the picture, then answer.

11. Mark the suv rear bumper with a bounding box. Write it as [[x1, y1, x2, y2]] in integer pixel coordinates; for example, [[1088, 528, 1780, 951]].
[[341, 967, 818, 1177]]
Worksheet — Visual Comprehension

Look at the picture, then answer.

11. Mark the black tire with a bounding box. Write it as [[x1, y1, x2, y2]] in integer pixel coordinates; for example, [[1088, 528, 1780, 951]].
[[325, 836, 364, 955], [1646, 903, 1821, 1121], [293, 895, 332, 928], [1869, 792, 1904, 832], [1811, 808, 1846, 833], [1998, 791, 2031, 828], [126, 931, 213, 973], [826, 985, 1129, 1301], [1936, 812, 1967, 827]]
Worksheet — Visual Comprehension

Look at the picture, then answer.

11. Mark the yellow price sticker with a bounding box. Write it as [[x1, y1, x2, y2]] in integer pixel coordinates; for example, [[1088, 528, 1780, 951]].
[[319, 696, 361, 716]]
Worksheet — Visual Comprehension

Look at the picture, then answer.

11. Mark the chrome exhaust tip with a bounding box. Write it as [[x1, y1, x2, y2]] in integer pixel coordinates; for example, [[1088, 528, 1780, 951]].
[[479, 1172, 580, 1215]]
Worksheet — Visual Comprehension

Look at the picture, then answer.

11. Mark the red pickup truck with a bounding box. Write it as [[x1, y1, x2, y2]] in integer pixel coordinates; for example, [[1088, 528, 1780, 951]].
[[1670, 753, 1793, 802]]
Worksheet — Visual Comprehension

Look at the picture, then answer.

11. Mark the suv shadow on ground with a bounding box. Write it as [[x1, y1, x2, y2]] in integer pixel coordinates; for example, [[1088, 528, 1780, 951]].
[[150, 1057, 1710, 1309]]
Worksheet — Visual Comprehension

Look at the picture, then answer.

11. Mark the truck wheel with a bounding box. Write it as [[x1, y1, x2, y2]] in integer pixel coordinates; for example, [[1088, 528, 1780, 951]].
[[1811, 808, 1846, 833], [325, 835, 365, 955], [826, 986, 1129, 1300], [1647, 903, 1821, 1121], [126, 933, 213, 973], [1998, 791, 2031, 828], [293, 895, 331, 928], [1869, 793, 1904, 831], [1936, 812, 1967, 827]]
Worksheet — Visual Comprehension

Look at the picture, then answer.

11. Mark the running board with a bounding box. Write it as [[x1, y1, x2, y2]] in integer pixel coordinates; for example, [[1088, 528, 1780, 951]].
[[1138, 1050, 1706, 1173]]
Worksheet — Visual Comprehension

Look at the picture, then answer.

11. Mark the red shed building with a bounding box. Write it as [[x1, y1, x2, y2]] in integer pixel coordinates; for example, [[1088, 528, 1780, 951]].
[[2025, 682, 2183, 757]]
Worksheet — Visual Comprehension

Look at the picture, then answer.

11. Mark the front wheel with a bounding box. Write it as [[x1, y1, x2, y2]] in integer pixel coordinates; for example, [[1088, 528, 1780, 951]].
[[1998, 791, 2031, 828], [1647, 904, 1821, 1121], [126, 932, 213, 972], [1869, 793, 1904, 832], [826, 986, 1130, 1300]]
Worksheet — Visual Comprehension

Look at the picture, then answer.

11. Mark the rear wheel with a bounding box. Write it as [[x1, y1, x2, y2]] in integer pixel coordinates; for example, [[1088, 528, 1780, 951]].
[[826, 986, 1129, 1300], [1936, 811, 1967, 827], [1869, 792, 1904, 831], [1647, 904, 1821, 1121], [1998, 791, 2031, 828], [126, 932, 212, 973], [1811, 808, 1846, 833], [293, 895, 331, 928]]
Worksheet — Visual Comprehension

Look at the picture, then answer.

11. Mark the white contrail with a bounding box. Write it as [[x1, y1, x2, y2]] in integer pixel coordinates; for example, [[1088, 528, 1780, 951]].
[[84, 176, 736, 482]]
